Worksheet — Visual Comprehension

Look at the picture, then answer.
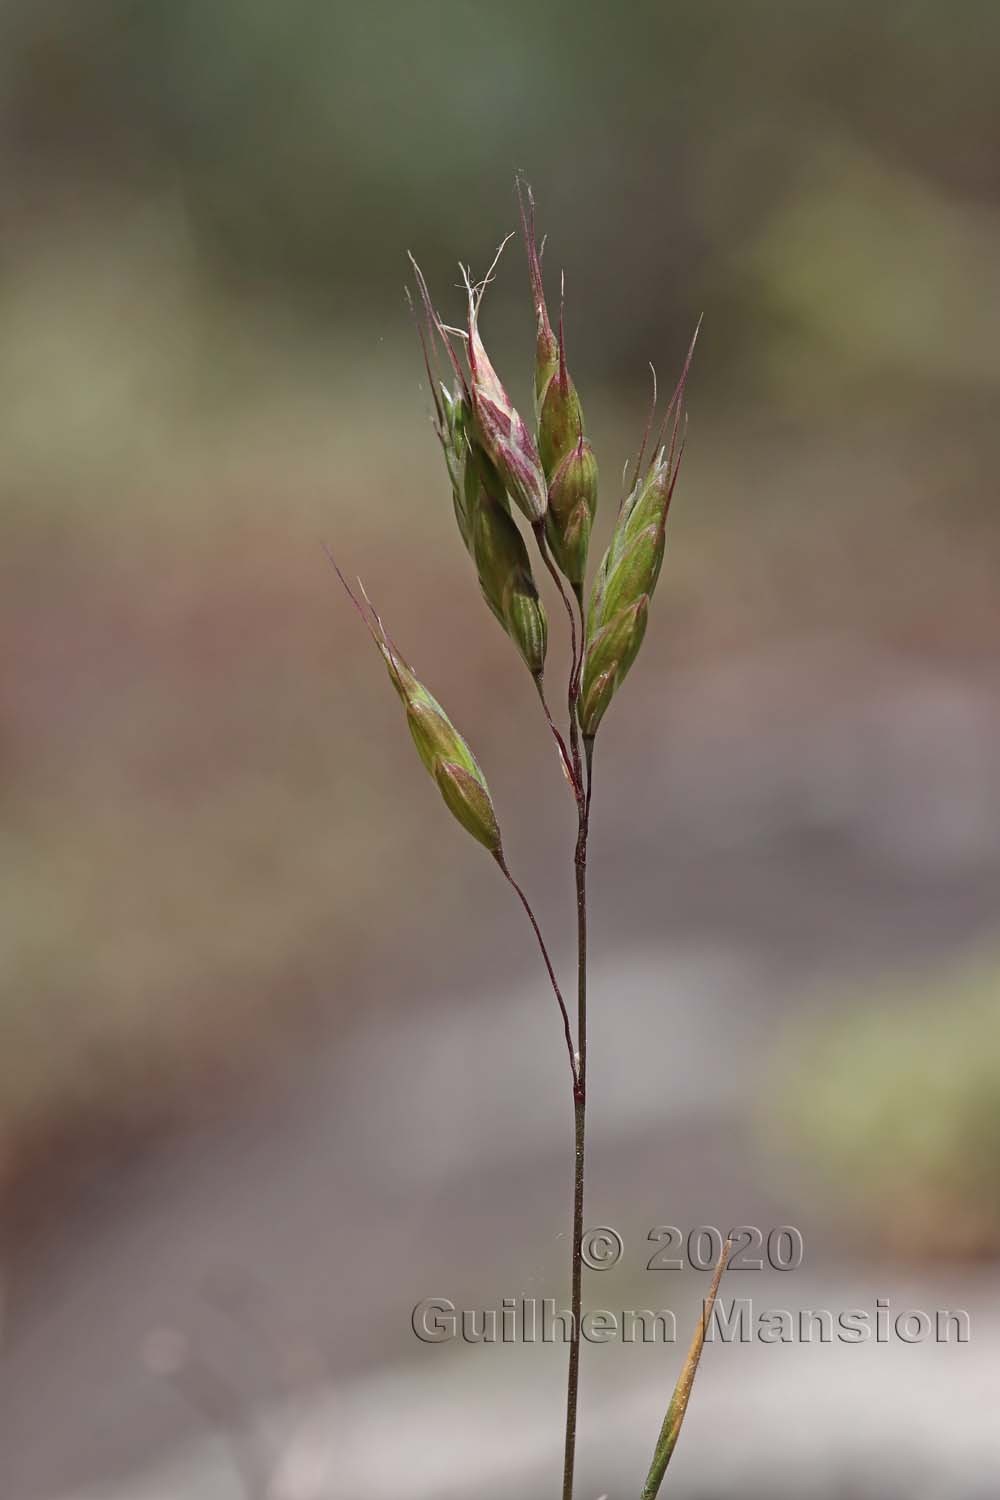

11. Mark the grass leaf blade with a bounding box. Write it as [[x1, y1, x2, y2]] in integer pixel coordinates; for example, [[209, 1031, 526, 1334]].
[[639, 1237, 731, 1499]]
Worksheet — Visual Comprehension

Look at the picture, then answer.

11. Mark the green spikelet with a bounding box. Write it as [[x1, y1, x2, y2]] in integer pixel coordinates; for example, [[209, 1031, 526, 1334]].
[[583, 331, 696, 737], [579, 595, 649, 737], [438, 384, 477, 552], [546, 434, 598, 589], [538, 354, 585, 480], [332, 564, 503, 854], [472, 485, 548, 678]]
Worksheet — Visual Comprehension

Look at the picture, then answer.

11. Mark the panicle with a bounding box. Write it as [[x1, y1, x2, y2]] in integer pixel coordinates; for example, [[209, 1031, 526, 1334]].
[[408, 220, 697, 745]]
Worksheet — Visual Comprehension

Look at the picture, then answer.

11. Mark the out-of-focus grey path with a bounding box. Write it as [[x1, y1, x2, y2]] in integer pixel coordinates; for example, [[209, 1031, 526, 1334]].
[[3, 641, 1000, 1500]]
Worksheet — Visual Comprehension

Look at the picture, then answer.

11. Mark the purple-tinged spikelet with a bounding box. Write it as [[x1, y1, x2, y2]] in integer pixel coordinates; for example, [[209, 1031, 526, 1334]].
[[462, 271, 548, 526], [518, 179, 597, 589]]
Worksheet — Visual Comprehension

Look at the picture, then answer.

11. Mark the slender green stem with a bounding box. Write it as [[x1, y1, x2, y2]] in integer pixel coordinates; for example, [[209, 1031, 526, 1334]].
[[562, 732, 594, 1500], [494, 851, 578, 1091], [535, 676, 580, 800], [533, 524, 585, 794], [531, 526, 593, 1500]]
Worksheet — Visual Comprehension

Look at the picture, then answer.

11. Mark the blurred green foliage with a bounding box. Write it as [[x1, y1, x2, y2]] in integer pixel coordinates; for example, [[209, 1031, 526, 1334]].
[[1, 0, 998, 1197], [773, 956, 1000, 1259], [3, 0, 999, 390]]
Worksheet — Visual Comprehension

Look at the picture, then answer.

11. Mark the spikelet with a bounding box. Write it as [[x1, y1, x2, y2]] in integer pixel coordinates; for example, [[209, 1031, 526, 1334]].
[[462, 266, 548, 525], [411, 268, 548, 680], [518, 178, 598, 589], [581, 328, 697, 738], [330, 560, 502, 855], [437, 383, 478, 553], [471, 473, 548, 679]]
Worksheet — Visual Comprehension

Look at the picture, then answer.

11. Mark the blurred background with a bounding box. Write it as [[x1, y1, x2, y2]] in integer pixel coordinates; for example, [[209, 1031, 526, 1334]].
[[1, 1, 999, 1496]]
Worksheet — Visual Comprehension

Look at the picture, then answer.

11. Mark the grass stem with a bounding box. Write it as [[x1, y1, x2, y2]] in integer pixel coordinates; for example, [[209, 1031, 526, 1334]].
[[494, 852, 578, 1091]]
